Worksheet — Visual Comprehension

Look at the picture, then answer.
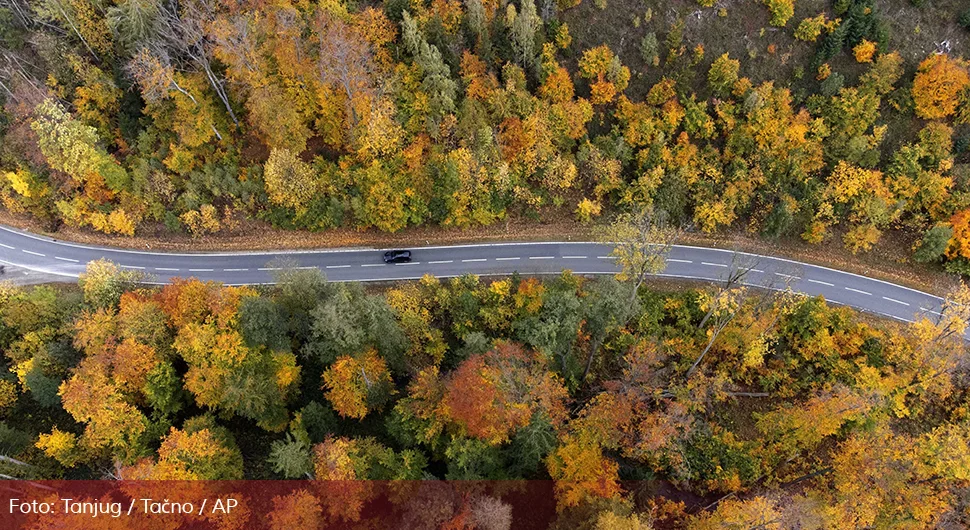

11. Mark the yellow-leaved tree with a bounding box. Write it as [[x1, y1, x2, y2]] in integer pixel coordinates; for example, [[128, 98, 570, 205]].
[[264, 148, 319, 212]]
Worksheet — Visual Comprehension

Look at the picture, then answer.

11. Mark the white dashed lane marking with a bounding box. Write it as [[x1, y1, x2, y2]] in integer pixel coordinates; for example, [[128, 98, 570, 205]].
[[22, 250, 44, 256], [845, 287, 871, 296], [597, 255, 613, 259], [360, 263, 386, 267], [257, 267, 281, 271], [750, 268, 765, 273], [223, 268, 248, 272], [529, 256, 554, 260], [189, 268, 214, 272], [155, 268, 179, 272], [325, 265, 350, 269], [462, 259, 486, 263], [121, 265, 145, 270], [807, 279, 834, 287], [701, 262, 727, 267], [0, 243, 14, 249], [667, 259, 692, 264], [882, 296, 910, 306], [495, 257, 520, 261], [396, 262, 421, 265], [775, 272, 800, 280], [55, 256, 79, 263], [921, 307, 942, 316], [563, 256, 587, 259]]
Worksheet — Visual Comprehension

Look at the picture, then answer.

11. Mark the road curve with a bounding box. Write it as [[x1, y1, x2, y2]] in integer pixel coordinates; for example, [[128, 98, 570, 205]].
[[0, 224, 945, 324]]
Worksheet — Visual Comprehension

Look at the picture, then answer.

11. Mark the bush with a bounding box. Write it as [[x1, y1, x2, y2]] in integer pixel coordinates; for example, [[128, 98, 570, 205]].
[[820, 72, 845, 96], [853, 39, 876, 63], [575, 198, 602, 223], [708, 53, 741, 96], [795, 14, 826, 42], [763, 0, 794, 27], [640, 33, 659, 66], [961, 9, 970, 31], [914, 224, 953, 263], [945, 256, 970, 276]]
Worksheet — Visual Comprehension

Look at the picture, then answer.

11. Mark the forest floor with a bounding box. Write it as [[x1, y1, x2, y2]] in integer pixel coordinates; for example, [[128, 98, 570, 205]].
[[0, 208, 957, 297]]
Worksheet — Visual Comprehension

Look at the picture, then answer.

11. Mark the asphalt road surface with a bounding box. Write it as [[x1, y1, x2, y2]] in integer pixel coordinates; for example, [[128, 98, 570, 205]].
[[0, 224, 946, 324]]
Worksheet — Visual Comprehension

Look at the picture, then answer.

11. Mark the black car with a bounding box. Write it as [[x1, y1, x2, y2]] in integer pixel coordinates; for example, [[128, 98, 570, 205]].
[[383, 250, 412, 263]]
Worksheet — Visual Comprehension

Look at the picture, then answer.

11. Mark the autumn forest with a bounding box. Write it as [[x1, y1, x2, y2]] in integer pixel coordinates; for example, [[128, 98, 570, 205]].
[[2, 0, 970, 527], [1, 259, 969, 527], [0, 0, 968, 266]]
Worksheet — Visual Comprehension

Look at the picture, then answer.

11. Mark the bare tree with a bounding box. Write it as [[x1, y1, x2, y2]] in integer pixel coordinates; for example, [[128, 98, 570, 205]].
[[34, 0, 100, 61], [314, 9, 376, 128], [0, 0, 32, 28], [127, 46, 223, 141], [208, 13, 261, 79], [0, 50, 47, 103], [153, 0, 239, 126]]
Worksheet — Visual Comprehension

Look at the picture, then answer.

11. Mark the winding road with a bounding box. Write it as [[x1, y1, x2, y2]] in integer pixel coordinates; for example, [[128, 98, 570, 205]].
[[0, 224, 947, 324]]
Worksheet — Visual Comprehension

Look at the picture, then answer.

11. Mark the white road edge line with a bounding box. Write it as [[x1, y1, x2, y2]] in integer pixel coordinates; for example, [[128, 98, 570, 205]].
[[701, 262, 727, 267], [845, 287, 871, 296], [22, 250, 44, 256], [807, 279, 835, 287], [462, 259, 486, 263], [495, 257, 520, 261], [428, 260, 453, 264], [920, 307, 942, 316], [55, 256, 79, 263], [882, 296, 910, 306]]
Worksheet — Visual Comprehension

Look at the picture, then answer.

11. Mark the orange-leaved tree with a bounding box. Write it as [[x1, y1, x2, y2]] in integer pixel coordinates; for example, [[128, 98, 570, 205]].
[[441, 341, 568, 445], [578, 46, 630, 105], [912, 54, 970, 120]]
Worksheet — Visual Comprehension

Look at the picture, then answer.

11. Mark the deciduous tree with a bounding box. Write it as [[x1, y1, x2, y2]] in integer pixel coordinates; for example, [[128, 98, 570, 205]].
[[578, 46, 630, 105], [263, 148, 319, 212], [912, 54, 970, 120], [602, 206, 681, 304], [323, 348, 394, 420]]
